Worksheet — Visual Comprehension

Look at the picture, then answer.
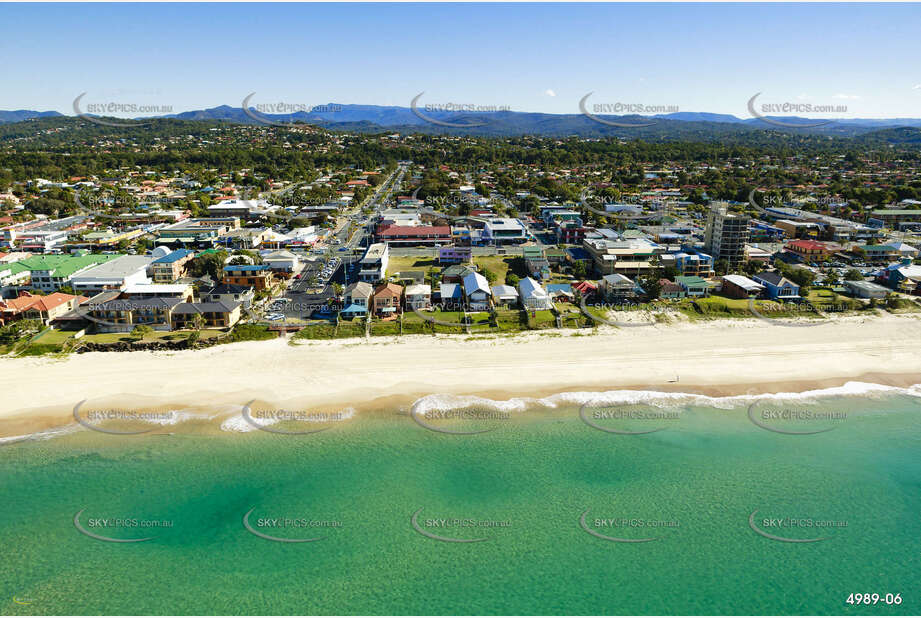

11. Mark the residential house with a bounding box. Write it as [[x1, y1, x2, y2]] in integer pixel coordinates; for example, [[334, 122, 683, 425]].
[[404, 284, 432, 310], [600, 273, 639, 301], [438, 246, 472, 264], [491, 284, 519, 307], [753, 272, 800, 300], [573, 280, 598, 300], [462, 271, 492, 310], [438, 282, 463, 309], [0, 292, 87, 326], [340, 281, 373, 318], [546, 283, 574, 303], [372, 282, 403, 317], [441, 264, 477, 284], [205, 283, 255, 309], [881, 260, 921, 295], [525, 257, 552, 281], [658, 278, 685, 299], [518, 276, 552, 310], [675, 275, 713, 298], [721, 274, 765, 299]]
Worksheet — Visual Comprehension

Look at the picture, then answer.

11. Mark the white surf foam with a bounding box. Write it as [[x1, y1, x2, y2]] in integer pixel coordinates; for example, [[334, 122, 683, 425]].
[[409, 381, 921, 416]]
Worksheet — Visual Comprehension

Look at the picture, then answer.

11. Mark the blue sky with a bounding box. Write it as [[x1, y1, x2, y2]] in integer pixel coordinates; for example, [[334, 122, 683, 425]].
[[2, 2, 921, 118]]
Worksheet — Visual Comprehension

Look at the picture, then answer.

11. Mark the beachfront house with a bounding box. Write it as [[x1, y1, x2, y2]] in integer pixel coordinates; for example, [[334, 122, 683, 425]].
[[546, 283, 574, 303], [490, 284, 519, 307], [658, 278, 685, 299], [462, 271, 492, 311], [753, 272, 800, 300], [372, 282, 403, 318], [518, 276, 552, 310], [0, 291, 87, 326], [675, 275, 712, 298], [599, 273, 639, 302], [721, 274, 765, 299], [405, 284, 432, 310], [340, 281, 373, 319], [438, 282, 463, 309]]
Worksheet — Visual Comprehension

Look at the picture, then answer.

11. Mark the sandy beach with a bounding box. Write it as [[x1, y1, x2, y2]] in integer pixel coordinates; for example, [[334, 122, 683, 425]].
[[1, 313, 920, 437]]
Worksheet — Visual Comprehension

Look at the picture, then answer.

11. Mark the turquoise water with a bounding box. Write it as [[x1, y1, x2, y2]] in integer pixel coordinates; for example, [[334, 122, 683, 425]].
[[1, 390, 919, 615]]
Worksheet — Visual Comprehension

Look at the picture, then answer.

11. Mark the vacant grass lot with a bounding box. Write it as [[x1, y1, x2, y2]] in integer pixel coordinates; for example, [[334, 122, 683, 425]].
[[386, 256, 438, 278]]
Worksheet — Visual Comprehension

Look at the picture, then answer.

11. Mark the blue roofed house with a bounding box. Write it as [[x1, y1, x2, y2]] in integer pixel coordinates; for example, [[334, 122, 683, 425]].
[[462, 271, 492, 311], [438, 282, 464, 310], [752, 271, 800, 300]]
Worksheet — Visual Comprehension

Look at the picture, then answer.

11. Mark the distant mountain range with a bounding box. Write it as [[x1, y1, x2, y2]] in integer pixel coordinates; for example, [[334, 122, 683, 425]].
[[4, 103, 921, 139]]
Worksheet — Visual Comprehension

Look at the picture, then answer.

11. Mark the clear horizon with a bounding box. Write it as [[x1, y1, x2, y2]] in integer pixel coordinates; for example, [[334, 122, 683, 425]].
[[3, 2, 921, 119]]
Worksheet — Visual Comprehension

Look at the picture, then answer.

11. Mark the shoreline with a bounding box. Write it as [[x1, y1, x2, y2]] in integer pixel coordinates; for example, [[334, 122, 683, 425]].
[[2, 313, 920, 438]]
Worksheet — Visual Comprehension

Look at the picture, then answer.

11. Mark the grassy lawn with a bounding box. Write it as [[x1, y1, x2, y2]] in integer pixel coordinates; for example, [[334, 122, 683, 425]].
[[555, 302, 592, 328], [7, 326, 231, 356], [386, 256, 438, 278], [370, 320, 400, 337], [677, 292, 857, 320], [526, 309, 557, 329], [807, 289, 861, 313], [473, 256, 527, 284], [401, 313, 435, 335], [493, 309, 527, 332], [335, 321, 366, 338]]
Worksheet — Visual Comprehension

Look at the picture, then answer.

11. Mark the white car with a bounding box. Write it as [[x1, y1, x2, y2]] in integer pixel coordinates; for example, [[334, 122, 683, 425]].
[[265, 313, 285, 321]]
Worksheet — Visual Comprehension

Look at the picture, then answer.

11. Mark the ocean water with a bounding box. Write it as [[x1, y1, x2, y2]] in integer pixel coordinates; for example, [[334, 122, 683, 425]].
[[1, 384, 919, 615]]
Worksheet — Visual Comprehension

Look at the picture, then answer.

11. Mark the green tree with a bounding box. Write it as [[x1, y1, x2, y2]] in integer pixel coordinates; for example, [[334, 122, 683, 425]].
[[844, 268, 863, 281], [131, 324, 153, 341]]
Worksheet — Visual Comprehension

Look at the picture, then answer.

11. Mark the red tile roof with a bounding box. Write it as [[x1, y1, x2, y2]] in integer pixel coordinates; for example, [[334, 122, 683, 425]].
[[0, 292, 87, 314], [787, 239, 830, 251], [378, 225, 451, 238]]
